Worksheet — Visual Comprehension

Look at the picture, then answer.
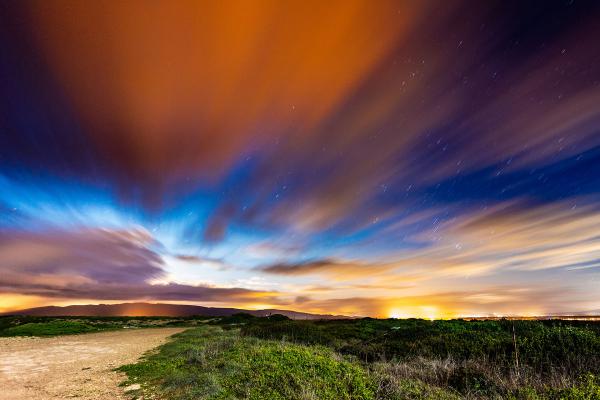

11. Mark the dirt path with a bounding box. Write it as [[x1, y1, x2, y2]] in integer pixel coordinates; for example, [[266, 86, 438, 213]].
[[0, 328, 185, 400]]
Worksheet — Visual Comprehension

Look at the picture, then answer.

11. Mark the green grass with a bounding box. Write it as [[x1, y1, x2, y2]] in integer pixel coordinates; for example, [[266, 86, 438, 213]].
[[2, 320, 103, 336], [240, 318, 600, 366], [119, 326, 376, 400], [117, 319, 600, 400], [118, 326, 464, 400], [0, 315, 212, 337], [2, 315, 598, 398], [236, 317, 600, 399]]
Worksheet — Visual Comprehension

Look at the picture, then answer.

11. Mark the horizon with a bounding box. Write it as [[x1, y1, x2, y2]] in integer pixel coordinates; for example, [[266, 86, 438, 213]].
[[4, 301, 600, 320], [2, 1, 600, 319]]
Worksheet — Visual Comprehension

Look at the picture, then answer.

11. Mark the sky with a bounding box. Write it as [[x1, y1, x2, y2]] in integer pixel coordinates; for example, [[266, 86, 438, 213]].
[[1, 0, 600, 318]]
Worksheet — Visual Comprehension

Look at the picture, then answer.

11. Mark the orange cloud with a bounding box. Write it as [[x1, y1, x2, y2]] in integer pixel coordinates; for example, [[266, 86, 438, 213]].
[[26, 0, 421, 201]]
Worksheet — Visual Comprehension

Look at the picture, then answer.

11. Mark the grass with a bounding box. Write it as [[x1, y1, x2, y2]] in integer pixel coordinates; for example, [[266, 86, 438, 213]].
[[2, 315, 598, 398], [0, 315, 214, 337], [239, 317, 600, 398], [2, 320, 102, 336], [119, 326, 375, 400], [118, 317, 600, 399]]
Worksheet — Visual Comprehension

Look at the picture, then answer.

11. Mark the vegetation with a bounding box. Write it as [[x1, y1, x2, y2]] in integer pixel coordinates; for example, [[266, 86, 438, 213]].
[[2, 320, 103, 336], [120, 326, 375, 399], [119, 317, 600, 399], [3, 314, 598, 398], [0, 315, 211, 337], [240, 317, 600, 362]]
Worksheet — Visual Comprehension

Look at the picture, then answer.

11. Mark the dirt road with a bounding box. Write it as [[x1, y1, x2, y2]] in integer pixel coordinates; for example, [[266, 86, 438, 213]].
[[0, 328, 185, 399]]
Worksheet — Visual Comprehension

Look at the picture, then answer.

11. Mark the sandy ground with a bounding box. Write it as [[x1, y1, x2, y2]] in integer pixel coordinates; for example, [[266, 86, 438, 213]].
[[0, 328, 185, 400]]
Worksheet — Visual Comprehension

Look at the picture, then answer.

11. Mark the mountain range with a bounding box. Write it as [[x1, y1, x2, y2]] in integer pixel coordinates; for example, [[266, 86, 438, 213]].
[[2, 302, 347, 320]]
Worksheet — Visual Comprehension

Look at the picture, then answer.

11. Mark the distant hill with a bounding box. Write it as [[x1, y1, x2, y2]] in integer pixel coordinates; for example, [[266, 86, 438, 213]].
[[1, 302, 347, 320]]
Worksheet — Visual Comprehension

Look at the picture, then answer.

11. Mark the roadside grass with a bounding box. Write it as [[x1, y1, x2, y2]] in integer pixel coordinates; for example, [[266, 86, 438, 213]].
[[1, 320, 103, 336], [0, 316, 211, 337], [119, 326, 377, 400], [119, 326, 600, 400], [119, 326, 463, 400], [3, 315, 598, 398]]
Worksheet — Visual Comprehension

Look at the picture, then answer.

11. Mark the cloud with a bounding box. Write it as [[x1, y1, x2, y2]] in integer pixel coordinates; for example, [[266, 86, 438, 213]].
[[22, 0, 421, 205], [244, 241, 304, 259], [294, 296, 311, 304], [173, 254, 227, 270], [174, 254, 203, 262], [5, 1, 596, 236], [0, 227, 163, 286], [260, 198, 600, 284], [293, 286, 583, 318], [0, 280, 272, 303], [408, 199, 600, 275], [0, 227, 277, 303], [260, 258, 396, 280], [2, 2, 600, 317]]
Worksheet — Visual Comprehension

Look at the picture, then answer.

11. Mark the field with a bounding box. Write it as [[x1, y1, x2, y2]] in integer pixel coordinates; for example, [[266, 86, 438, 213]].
[[119, 315, 600, 399], [2, 315, 600, 399], [0, 315, 211, 337]]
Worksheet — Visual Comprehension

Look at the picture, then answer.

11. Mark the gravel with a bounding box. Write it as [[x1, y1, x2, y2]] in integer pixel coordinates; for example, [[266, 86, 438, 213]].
[[0, 327, 185, 399]]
